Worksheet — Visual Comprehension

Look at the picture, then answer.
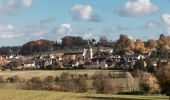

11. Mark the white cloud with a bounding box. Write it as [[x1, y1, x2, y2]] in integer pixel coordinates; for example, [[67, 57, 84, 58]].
[[117, 0, 159, 16], [146, 21, 158, 28], [0, 0, 33, 14], [22, 0, 32, 8], [0, 21, 46, 39], [162, 14, 170, 25], [53, 24, 93, 39], [8, 0, 16, 7], [71, 4, 94, 21], [0, 23, 23, 39], [56, 24, 73, 35]]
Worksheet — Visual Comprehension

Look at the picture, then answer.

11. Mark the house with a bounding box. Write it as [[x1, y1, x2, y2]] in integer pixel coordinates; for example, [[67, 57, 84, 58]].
[[22, 60, 35, 68], [99, 61, 108, 69]]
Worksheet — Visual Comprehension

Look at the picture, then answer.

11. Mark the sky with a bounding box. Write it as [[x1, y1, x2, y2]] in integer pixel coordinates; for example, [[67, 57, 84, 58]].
[[0, 0, 170, 46]]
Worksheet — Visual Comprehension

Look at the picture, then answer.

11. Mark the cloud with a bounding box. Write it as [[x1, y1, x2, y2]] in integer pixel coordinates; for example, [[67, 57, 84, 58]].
[[147, 21, 157, 28], [22, 0, 32, 8], [0, 23, 23, 39], [53, 23, 94, 39], [70, 4, 101, 21], [8, 0, 16, 7], [0, 17, 53, 39], [0, 0, 33, 15], [161, 14, 170, 25], [116, 0, 159, 16], [54, 24, 73, 36]]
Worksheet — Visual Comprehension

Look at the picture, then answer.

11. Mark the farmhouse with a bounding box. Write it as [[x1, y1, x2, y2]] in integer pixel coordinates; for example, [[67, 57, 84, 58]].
[[22, 60, 35, 68]]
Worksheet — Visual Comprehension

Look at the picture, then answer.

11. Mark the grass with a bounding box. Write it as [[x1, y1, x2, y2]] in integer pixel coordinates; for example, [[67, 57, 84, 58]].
[[0, 70, 124, 79], [0, 89, 168, 100]]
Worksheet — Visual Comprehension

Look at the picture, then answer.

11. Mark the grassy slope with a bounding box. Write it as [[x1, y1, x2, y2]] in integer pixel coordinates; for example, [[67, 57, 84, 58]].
[[0, 89, 168, 100], [0, 70, 124, 79]]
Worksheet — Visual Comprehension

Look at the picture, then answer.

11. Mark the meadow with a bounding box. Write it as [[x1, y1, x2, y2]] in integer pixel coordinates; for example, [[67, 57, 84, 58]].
[[0, 89, 168, 100]]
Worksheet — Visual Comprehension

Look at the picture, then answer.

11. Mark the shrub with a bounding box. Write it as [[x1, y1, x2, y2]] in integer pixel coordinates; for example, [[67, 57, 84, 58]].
[[125, 72, 135, 92], [43, 76, 54, 90], [6, 76, 23, 83], [92, 72, 121, 94], [60, 72, 71, 81], [0, 75, 5, 83], [59, 72, 88, 93], [44, 76, 54, 83], [52, 84, 61, 91], [156, 61, 170, 94], [73, 77, 88, 93], [24, 77, 44, 90], [54, 76, 59, 82], [139, 72, 160, 94]]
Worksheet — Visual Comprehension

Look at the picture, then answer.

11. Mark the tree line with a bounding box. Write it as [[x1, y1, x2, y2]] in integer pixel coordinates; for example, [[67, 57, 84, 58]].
[[0, 34, 170, 55]]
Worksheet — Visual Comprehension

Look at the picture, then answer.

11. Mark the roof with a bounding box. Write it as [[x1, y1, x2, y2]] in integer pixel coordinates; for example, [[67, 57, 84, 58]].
[[63, 52, 83, 56], [23, 60, 34, 64]]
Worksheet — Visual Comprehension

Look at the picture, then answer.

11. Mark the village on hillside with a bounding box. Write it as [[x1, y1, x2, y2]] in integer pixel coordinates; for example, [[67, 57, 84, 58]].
[[0, 42, 157, 71]]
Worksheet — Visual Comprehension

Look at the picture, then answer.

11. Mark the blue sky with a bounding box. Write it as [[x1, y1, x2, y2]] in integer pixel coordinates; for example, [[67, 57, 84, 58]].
[[0, 0, 170, 46]]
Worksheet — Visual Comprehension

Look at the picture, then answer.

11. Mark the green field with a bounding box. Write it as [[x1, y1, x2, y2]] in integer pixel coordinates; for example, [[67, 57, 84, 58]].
[[0, 89, 168, 100], [0, 70, 124, 79]]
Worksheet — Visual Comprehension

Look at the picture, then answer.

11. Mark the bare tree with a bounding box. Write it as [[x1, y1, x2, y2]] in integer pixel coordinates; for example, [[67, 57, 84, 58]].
[[125, 72, 135, 92]]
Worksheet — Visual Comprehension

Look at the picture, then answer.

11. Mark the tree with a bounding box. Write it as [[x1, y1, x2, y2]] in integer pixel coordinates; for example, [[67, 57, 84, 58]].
[[61, 36, 87, 48], [134, 58, 147, 71], [158, 34, 170, 45], [113, 34, 134, 55], [92, 72, 121, 94], [156, 60, 170, 94], [134, 39, 146, 53], [125, 72, 135, 92], [156, 45, 170, 61], [99, 36, 108, 46], [139, 72, 160, 94], [20, 39, 54, 55], [145, 39, 157, 49]]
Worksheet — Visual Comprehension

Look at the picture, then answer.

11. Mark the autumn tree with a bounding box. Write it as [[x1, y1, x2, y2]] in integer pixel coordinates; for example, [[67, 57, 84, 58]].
[[92, 72, 122, 94], [145, 39, 157, 50], [156, 60, 170, 94], [125, 72, 135, 92], [113, 34, 134, 55], [98, 36, 109, 46], [134, 39, 146, 53], [61, 36, 87, 48], [158, 34, 170, 45], [139, 72, 160, 94]]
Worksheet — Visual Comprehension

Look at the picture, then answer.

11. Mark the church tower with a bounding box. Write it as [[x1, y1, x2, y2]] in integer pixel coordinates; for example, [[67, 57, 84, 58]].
[[83, 41, 93, 59]]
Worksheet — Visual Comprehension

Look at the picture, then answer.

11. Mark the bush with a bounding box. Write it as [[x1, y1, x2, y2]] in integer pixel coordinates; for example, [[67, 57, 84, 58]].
[[59, 75, 88, 93], [92, 72, 122, 94], [6, 76, 23, 83], [43, 76, 54, 90], [139, 72, 160, 94], [60, 72, 71, 81], [54, 76, 59, 82], [52, 84, 61, 91], [0, 75, 5, 83], [156, 61, 170, 94], [73, 77, 88, 93], [24, 77, 44, 90], [125, 72, 135, 92], [44, 76, 54, 83]]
